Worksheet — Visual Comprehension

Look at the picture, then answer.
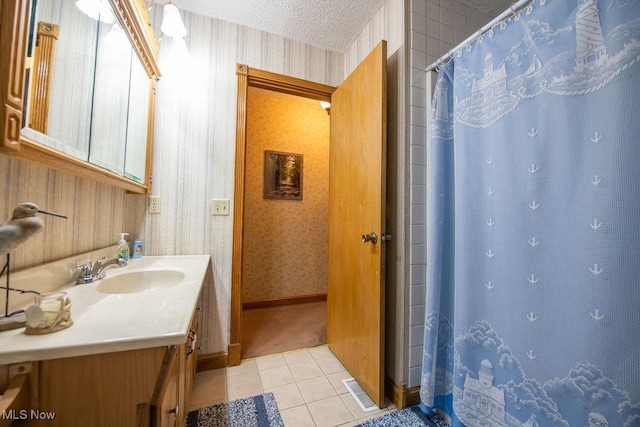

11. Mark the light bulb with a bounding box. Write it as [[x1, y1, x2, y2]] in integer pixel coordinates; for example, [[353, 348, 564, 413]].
[[161, 3, 187, 39]]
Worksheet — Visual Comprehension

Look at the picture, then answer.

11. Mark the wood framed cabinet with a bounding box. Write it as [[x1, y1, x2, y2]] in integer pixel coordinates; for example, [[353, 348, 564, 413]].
[[150, 346, 181, 426], [0, 309, 199, 427], [150, 308, 199, 427]]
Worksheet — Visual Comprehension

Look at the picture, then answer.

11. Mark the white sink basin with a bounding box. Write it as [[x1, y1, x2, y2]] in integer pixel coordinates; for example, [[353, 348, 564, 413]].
[[96, 270, 185, 294]]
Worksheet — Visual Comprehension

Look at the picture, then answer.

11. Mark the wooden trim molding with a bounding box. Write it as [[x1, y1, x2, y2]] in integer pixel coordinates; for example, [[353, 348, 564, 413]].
[[28, 22, 59, 134], [0, 0, 30, 152], [196, 352, 229, 372], [227, 343, 241, 367], [0, 0, 157, 194], [384, 376, 420, 409], [242, 293, 327, 310], [406, 385, 420, 407], [229, 64, 335, 365], [110, 0, 161, 80]]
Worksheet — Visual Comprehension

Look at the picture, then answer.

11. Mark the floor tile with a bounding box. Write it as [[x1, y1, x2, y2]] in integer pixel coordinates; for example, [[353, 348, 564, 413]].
[[226, 370, 263, 399], [256, 353, 287, 370], [194, 367, 226, 383], [308, 345, 334, 360], [339, 392, 386, 419], [265, 383, 305, 410], [326, 370, 353, 394], [280, 405, 317, 427], [191, 346, 393, 427], [315, 355, 346, 375], [189, 376, 226, 407], [307, 395, 355, 427], [288, 359, 324, 382], [297, 375, 338, 403], [228, 390, 264, 401], [259, 365, 295, 389], [284, 348, 314, 365], [226, 358, 258, 376]]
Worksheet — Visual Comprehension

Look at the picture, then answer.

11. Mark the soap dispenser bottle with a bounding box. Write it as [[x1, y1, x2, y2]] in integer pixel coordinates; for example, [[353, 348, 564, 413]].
[[116, 232, 130, 261]]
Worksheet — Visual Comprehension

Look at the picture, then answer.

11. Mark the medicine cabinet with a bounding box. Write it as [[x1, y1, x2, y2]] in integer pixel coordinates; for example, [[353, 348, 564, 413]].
[[0, 0, 161, 193]]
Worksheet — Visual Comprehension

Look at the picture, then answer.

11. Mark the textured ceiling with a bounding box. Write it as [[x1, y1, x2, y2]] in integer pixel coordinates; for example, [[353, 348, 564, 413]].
[[168, 0, 387, 53], [167, 0, 513, 53]]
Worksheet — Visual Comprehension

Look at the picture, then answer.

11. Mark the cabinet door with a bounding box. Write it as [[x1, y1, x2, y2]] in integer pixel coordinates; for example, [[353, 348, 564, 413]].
[[151, 347, 180, 427], [185, 308, 199, 408]]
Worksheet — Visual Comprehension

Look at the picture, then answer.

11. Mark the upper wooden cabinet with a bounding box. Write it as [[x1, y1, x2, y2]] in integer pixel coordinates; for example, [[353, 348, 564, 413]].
[[0, 0, 161, 193]]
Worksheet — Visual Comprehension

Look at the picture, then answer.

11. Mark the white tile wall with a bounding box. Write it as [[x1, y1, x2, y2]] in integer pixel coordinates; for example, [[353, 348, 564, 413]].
[[407, 0, 494, 388]]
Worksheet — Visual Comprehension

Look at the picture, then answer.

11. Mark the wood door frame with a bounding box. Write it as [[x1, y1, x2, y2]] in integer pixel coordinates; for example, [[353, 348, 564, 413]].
[[229, 64, 335, 365]]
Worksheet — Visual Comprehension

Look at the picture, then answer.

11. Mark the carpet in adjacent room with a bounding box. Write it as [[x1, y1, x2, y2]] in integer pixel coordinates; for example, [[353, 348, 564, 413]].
[[241, 301, 327, 358]]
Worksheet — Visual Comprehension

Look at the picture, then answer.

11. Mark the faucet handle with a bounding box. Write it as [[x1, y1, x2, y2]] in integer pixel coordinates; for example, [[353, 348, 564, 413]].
[[76, 264, 90, 275], [75, 263, 92, 284], [91, 257, 107, 274]]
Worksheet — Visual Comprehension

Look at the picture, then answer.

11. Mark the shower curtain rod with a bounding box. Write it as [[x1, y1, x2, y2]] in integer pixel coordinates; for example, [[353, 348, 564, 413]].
[[425, 0, 533, 72]]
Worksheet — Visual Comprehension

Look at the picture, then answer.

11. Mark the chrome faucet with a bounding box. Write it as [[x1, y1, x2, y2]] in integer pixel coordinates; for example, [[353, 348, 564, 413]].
[[76, 257, 127, 284]]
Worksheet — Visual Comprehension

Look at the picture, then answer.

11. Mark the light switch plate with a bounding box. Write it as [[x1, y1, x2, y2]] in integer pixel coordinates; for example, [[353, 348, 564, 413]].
[[212, 199, 230, 216]]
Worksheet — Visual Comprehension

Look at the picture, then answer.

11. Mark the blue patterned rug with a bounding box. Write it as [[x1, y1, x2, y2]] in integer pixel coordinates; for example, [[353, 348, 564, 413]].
[[356, 406, 446, 427], [186, 393, 284, 427]]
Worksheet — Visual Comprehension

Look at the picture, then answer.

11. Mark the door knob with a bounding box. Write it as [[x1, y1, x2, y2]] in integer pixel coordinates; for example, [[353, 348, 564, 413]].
[[362, 232, 378, 244]]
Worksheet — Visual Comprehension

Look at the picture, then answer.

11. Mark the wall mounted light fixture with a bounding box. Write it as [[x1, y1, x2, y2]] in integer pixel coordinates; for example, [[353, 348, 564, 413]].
[[104, 23, 129, 51], [320, 101, 331, 115], [75, 0, 115, 24], [161, 2, 187, 39]]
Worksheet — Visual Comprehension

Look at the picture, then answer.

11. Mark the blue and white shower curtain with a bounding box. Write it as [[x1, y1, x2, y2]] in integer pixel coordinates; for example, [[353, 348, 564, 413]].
[[420, 0, 640, 426]]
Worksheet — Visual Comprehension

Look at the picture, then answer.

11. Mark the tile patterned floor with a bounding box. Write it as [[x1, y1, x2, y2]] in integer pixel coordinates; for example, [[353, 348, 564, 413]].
[[190, 345, 397, 427]]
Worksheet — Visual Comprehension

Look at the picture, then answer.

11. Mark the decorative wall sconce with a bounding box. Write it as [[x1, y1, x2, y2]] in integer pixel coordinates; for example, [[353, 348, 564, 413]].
[[157, 1, 190, 75], [320, 101, 331, 115], [161, 2, 187, 39], [75, 0, 115, 24], [104, 23, 129, 50]]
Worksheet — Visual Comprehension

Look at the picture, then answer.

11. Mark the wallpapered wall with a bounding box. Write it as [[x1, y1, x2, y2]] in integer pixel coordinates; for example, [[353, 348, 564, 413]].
[[0, 9, 343, 357], [0, 0, 409, 378], [124, 10, 344, 355], [0, 156, 126, 271], [242, 89, 330, 303]]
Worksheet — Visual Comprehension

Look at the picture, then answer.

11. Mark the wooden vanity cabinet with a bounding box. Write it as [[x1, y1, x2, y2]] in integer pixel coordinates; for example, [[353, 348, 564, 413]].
[[150, 346, 180, 426], [184, 307, 199, 411], [151, 308, 199, 427], [8, 308, 201, 427]]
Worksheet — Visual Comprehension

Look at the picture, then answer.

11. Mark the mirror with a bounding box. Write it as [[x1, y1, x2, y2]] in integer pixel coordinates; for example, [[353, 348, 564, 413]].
[[0, 0, 160, 193], [22, 0, 99, 160]]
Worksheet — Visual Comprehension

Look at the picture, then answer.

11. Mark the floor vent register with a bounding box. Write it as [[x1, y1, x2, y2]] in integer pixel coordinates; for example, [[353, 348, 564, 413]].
[[342, 378, 378, 412]]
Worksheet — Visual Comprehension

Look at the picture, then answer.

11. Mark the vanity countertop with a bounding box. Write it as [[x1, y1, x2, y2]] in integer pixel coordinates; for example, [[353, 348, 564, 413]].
[[0, 255, 210, 364]]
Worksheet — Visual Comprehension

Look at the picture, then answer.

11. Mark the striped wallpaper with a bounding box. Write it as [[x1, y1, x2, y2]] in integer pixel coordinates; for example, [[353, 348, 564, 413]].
[[0, 155, 126, 272], [0, 0, 429, 389], [129, 9, 345, 355]]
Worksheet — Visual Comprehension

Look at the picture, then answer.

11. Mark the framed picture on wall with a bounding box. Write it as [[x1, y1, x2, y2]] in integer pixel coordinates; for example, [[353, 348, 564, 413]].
[[264, 150, 303, 200]]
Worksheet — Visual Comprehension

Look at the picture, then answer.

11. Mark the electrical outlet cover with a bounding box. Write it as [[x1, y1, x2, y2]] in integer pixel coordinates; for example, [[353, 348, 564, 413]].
[[148, 196, 161, 214]]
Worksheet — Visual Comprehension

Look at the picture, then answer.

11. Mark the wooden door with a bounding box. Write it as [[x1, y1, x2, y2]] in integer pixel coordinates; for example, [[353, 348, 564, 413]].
[[327, 40, 387, 408]]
